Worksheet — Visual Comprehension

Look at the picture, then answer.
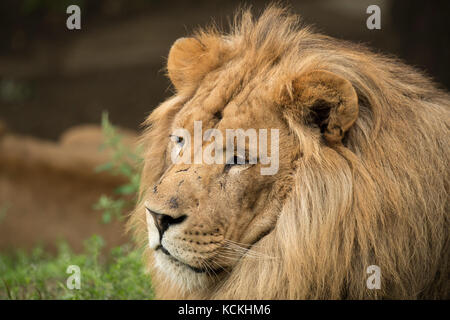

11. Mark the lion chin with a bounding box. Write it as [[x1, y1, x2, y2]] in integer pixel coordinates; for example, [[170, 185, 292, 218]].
[[128, 6, 450, 300], [153, 251, 212, 293]]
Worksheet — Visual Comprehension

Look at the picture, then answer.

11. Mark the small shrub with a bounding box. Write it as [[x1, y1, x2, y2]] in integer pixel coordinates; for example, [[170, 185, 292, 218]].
[[93, 112, 143, 224]]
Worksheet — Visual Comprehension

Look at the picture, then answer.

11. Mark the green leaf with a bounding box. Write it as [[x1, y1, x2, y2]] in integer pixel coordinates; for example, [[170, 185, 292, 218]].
[[102, 212, 112, 224], [115, 184, 136, 195], [95, 162, 113, 173]]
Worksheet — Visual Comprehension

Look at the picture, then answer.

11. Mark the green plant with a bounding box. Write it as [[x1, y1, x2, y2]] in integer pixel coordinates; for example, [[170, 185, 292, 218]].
[[0, 235, 154, 300], [93, 112, 143, 224]]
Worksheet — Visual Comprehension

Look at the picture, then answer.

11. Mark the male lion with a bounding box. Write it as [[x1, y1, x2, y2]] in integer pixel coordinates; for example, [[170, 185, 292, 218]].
[[128, 7, 449, 299]]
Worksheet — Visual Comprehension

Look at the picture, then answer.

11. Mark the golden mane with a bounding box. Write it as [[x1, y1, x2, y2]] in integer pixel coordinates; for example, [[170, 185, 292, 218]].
[[128, 6, 449, 299]]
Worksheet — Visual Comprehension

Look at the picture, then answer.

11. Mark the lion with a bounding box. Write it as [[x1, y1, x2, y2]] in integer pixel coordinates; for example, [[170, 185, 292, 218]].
[[128, 6, 449, 299]]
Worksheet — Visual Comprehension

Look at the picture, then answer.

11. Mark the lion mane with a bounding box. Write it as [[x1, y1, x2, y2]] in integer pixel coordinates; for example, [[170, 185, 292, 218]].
[[128, 6, 449, 299]]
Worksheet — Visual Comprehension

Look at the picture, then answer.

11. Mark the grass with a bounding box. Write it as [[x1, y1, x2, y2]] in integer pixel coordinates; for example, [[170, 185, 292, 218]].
[[0, 235, 154, 300]]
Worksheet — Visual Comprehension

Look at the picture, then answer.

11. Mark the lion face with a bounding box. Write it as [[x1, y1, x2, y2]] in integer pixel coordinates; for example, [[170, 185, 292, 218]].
[[145, 77, 297, 290], [141, 26, 360, 292]]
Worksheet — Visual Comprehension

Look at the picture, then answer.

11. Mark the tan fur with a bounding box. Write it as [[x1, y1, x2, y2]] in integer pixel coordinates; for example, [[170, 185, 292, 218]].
[[128, 6, 449, 299]]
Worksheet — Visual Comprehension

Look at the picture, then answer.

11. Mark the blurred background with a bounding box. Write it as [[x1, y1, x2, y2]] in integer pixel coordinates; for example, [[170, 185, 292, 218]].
[[0, 0, 449, 253]]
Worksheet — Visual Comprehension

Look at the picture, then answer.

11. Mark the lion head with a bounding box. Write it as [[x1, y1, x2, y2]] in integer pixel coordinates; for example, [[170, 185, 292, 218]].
[[128, 7, 449, 299]]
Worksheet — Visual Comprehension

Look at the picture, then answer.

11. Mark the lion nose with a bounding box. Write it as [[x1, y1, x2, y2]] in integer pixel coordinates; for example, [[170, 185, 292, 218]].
[[146, 208, 187, 239]]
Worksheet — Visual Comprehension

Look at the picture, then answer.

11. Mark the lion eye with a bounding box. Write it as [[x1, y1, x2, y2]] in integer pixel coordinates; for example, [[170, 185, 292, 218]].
[[224, 155, 246, 171], [170, 135, 184, 147]]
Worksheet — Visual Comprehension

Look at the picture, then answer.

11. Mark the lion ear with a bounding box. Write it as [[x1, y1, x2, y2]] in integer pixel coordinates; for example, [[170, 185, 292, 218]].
[[282, 70, 359, 144], [167, 36, 229, 92]]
